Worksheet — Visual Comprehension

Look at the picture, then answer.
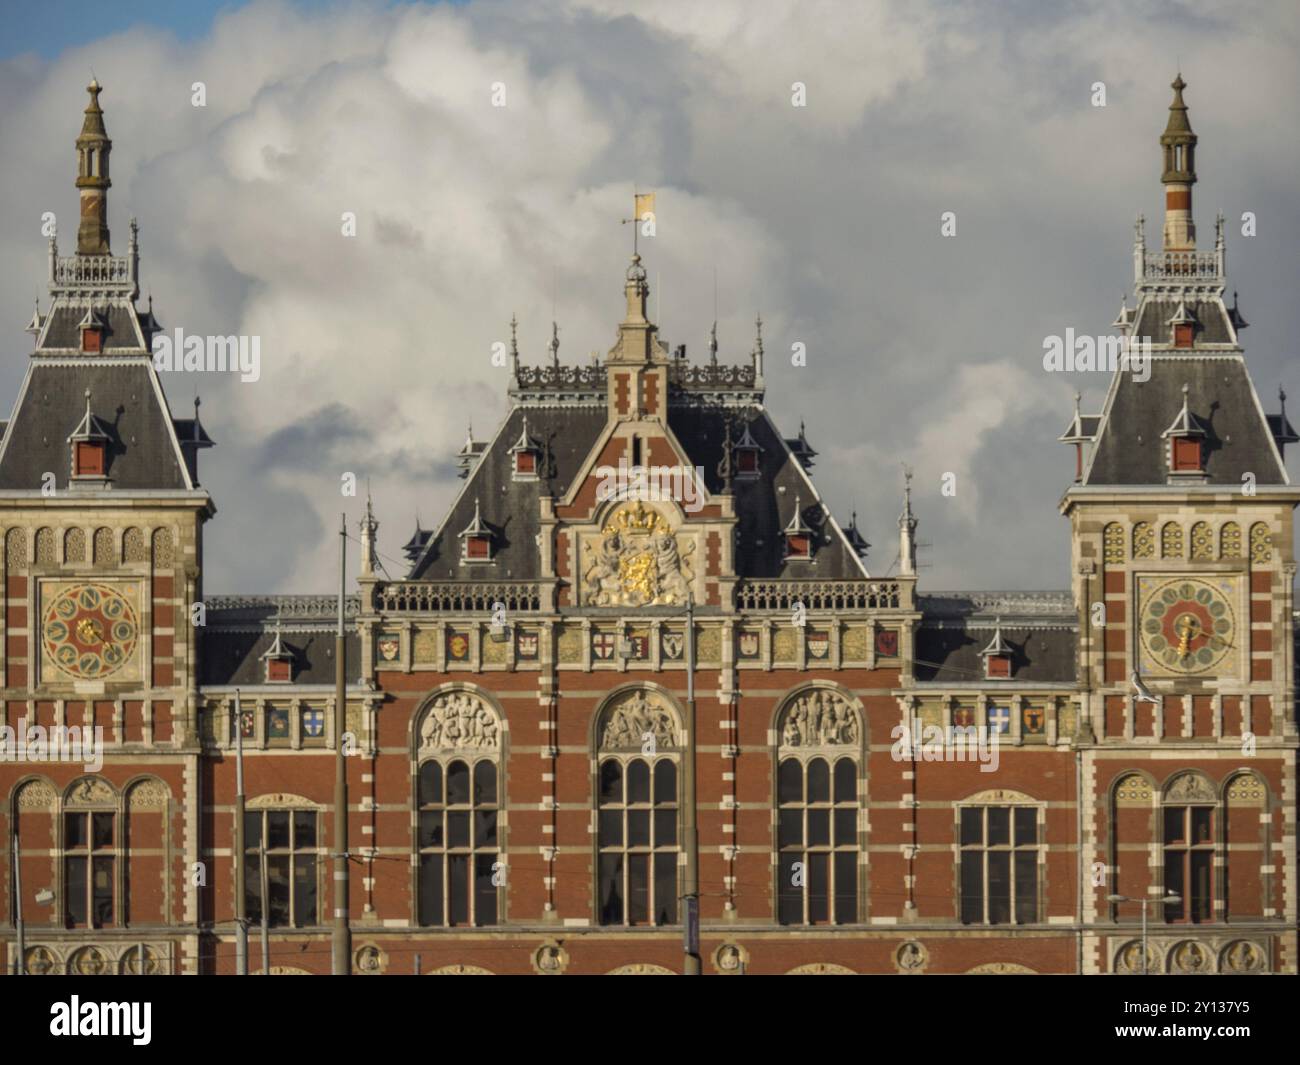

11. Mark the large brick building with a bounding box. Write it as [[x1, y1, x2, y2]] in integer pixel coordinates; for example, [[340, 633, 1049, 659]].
[[2, 76, 1295, 976]]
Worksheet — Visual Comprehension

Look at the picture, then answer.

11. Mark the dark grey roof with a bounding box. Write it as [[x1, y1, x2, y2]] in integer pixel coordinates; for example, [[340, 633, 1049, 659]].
[[407, 385, 868, 582], [0, 360, 193, 490], [914, 622, 1077, 684], [199, 627, 362, 686], [200, 595, 362, 686], [37, 302, 144, 352], [1133, 297, 1234, 346], [670, 405, 866, 578], [409, 405, 608, 580], [1083, 355, 1288, 486]]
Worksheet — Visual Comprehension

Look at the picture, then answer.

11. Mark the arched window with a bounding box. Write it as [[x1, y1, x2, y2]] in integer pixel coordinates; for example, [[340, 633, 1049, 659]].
[[775, 688, 861, 925], [595, 690, 681, 926], [417, 758, 500, 926], [62, 776, 119, 929], [415, 690, 502, 927], [958, 790, 1041, 925], [1161, 772, 1216, 923]]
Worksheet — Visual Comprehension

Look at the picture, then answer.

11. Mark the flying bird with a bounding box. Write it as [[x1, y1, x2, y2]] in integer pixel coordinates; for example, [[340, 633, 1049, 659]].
[[1131, 672, 1158, 704]]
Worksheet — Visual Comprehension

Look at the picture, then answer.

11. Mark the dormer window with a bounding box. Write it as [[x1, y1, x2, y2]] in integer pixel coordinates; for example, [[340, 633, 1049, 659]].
[[1162, 383, 1208, 479], [509, 414, 542, 481], [734, 422, 763, 480], [980, 621, 1013, 680], [68, 388, 112, 484], [78, 306, 108, 353], [261, 623, 294, 683], [459, 498, 494, 563], [1168, 301, 1196, 348], [783, 495, 813, 560]]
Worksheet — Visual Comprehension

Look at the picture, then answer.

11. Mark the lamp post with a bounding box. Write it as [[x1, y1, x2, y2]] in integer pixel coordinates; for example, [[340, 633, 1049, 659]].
[[1107, 893, 1181, 974]]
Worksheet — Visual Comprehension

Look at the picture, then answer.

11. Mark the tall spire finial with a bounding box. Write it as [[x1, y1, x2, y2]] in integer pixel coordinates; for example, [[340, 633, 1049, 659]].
[[752, 313, 765, 381], [709, 320, 718, 366], [1160, 73, 1197, 252], [508, 313, 519, 379], [75, 78, 113, 255], [549, 321, 560, 368], [898, 464, 918, 577]]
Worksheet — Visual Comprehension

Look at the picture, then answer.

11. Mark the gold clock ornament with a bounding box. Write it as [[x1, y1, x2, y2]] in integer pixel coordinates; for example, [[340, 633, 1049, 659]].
[[42, 583, 140, 680], [1137, 576, 1237, 677]]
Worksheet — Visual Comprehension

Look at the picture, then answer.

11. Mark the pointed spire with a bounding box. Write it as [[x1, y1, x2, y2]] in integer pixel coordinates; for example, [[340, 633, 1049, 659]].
[[898, 465, 918, 576], [359, 488, 379, 576], [509, 313, 519, 378], [708, 320, 718, 366], [1160, 73, 1197, 251], [548, 320, 560, 368], [75, 78, 113, 255], [845, 509, 870, 558], [752, 313, 764, 382]]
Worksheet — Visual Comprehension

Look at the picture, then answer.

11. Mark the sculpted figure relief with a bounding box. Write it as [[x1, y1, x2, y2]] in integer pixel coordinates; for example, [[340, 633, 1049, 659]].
[[780, 690, 858, 748], [419, 692, 499, 752], [601, 691, 679, 750]]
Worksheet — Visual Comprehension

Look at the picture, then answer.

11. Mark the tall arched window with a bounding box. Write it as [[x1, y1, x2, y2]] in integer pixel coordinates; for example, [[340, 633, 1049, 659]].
[[62, 776, 119, 929], [775, 688, 862, 925], [415, 689, 502, 927], [1162, 772, 1217, 923], [595, 690, 681, 926]]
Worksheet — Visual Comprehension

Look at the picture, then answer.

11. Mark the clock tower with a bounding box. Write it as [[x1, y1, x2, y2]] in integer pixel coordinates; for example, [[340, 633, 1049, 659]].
[[0, 82, 214, 974], [1061, 77, 1298, 955]]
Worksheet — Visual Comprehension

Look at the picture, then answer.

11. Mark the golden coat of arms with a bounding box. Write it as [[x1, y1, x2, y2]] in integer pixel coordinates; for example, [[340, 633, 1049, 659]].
[[583, 503, 694, 607]]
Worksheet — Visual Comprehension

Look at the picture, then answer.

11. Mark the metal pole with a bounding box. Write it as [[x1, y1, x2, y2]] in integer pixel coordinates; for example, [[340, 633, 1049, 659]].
[[259, 836, 270, 975], [1140, 899, 1148, 976], [234, 689, 248, 976], [331, 513, 351, 975], [12, 831, 24, 976], [683, 592, 701, 974]]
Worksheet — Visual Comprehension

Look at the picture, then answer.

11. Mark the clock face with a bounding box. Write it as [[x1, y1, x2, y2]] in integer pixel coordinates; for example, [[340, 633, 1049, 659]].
[[42, 583, 140, 680], [1137, 577, 1237, 677]]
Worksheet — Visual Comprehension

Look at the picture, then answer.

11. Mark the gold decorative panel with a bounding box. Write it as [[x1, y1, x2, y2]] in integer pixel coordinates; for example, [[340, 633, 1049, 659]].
[[772, 627, 797, 663], [412, 627, 439, 664], [841, 624, 867, 662], [556, 625, 583, 663], [1132, 522, 1154, 559], [1103, 523, 1124, 564]]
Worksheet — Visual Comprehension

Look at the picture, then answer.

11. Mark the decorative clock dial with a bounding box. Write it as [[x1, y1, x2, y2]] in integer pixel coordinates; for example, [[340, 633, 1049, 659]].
[[42, 583, 140, 680], [1138, 577, 1236, 676]]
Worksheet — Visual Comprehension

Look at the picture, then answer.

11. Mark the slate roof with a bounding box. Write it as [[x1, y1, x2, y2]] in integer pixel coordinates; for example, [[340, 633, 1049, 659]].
[[1082, 355, 1288, 486], [36, 302, 146, 353], [199, 596, 363, 686], [915, 591, 1077, 684], [0, 360, 195, 491], [1132, 297, 1235, 346], [410, 404, 607, 580]]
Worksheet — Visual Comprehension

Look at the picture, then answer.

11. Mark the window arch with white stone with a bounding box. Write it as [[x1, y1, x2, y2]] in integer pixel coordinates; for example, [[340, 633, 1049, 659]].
[[593, 686, 683, 927], [773, 685, 864, 926], [413, 687, 504, 928]]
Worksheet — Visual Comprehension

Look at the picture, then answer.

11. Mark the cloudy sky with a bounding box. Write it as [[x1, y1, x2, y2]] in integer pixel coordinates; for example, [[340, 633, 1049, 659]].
[[1, 0, 1296, 593]]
